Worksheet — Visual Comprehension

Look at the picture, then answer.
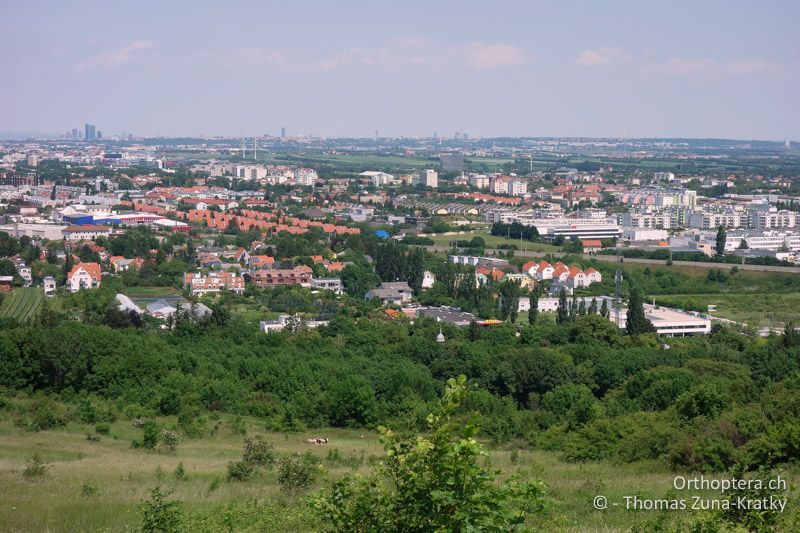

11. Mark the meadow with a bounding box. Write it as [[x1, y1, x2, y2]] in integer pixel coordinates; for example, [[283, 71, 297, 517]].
[[4, 408, 794, 532]]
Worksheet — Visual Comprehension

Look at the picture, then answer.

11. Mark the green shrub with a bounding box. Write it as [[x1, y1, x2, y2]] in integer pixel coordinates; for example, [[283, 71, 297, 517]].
[[227, 460, 255, 481], [139, 487, 184, 533], [22, 454, 48, 481], [173, 462, 186, 481], [81, 483, 98, 497], [277, 453, 320, 490], [242, 437, 274, 466]]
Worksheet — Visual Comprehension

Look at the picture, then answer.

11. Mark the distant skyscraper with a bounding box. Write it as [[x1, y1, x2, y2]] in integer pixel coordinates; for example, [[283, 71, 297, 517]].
[[281, 126, 286, 138], [96, 131, 102, 140], [84, 124, 96, 141], [71, 128, 78, 139], [786, 139, 792, 148]]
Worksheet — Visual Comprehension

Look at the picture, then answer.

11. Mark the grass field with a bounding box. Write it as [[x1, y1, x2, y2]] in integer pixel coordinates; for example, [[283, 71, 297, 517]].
[[0, 288, 43, 323], [428, 231, 563, 253], [654, 292, 800, 328], [2, 407, 794, 532]]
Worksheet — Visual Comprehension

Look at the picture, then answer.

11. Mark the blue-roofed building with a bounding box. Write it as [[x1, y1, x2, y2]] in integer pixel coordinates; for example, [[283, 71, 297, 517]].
[[374, 229, 390, 239]]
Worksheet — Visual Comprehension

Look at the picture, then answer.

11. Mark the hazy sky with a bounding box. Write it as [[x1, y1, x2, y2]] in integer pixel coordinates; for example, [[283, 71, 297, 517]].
[[2, 1, 798, 140]]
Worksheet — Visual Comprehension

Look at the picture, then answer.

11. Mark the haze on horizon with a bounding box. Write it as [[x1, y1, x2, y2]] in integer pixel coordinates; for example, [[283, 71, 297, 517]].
[[1, 0, 798, 141]]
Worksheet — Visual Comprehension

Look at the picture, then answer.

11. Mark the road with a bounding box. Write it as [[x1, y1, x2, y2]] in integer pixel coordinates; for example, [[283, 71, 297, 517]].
[[424, 246, 800, 274]]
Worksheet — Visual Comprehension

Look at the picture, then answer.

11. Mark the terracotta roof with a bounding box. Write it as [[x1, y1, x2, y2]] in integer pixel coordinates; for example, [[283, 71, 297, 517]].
[[68, 262, 101, 281]]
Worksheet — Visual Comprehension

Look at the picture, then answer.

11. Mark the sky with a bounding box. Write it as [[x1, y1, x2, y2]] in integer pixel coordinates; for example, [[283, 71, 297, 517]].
[[1, 0, 798, 140]]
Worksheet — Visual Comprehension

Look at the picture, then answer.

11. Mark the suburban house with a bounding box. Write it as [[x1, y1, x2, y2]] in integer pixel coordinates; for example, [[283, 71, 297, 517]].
[[109, 256, 145, 272], [365, 281, 413, 305], [534, 261, 555, 280], [67, 262, 102, 292], [422, 270, 436, 289], [184, 271, 246, 296], [260, 314, 329, 333], [248, 255, 275, 269], [311, 277, 344, 294], [0, 276, 13, 292], [43, 276, 56, 297], [581, 239, 603, 254]]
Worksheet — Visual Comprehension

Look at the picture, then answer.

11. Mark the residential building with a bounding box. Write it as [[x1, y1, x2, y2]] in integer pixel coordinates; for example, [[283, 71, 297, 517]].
[[67, 262, 102, 292], [184, 271, 246, 296], [311, 277, 344, 294], [415, 169, 438, 188], [260, 314, 329, 333], [63, 225, 112, 241], [365, 282, 413, 305], [249, 266, 313, 288], [43, 276, 56, 297]]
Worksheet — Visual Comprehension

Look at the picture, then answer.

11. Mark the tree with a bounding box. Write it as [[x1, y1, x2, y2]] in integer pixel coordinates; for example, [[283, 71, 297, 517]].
[[139, 488, 184, 533], [313, 376, 546, 531], [739, 238, 748, 250], [600, 298, 609, 318], [556, 288, 570, 324], [626, 287, 656, 336], [528, 287, 539, 324], [715, 225, 727, 256], [498, 280, 520, 322], [588, 298, 598, 315]]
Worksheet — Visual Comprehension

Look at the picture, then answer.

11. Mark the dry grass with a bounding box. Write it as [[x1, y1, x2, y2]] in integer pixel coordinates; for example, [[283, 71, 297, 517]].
[[1, 413, 797, 532]]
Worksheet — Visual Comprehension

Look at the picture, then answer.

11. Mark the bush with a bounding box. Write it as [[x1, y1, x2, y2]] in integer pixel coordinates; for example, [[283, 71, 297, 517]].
[[227, 460, 255, 481], [22, 454, 48, 481], [277, 453, 320, 490], [139, 487, 184, 533], [81, 483, 98, 497], [174, 462, 186, 481], [160, 430, 179, 452], [86, 433, 102, 442], [95, 423, 111, 435], [242, 437, 275, 466], [17, 397, 67, 432]]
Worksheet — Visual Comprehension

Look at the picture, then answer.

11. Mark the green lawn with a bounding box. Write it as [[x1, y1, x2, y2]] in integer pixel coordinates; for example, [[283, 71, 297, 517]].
[[0, 288, 43, 323]]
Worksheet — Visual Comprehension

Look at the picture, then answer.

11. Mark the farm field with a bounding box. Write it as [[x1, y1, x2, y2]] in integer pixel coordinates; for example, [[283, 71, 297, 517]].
[[3, 409, 792, 532], [0, 288, 43, 323]]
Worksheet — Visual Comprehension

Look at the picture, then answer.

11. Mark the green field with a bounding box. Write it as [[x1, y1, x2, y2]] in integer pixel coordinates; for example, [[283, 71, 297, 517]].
[[654, 292, 800, 328], [0, 288, 43, 323], [3, 410, 789, 532], [428, 231, 563, 252]]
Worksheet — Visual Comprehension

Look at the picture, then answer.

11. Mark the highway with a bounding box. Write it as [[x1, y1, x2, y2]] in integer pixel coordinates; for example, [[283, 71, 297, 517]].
[[424, 246, 800, 274]]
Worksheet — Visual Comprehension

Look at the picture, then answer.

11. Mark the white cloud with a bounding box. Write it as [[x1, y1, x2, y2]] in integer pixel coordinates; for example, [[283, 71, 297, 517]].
[[724, 59, 779, 76], [221, 47, 288, 69], [644, 57, 718, 77], [77, 40, 153, 72], [456, 42, 530, 69], [575, 47, 628, 67]]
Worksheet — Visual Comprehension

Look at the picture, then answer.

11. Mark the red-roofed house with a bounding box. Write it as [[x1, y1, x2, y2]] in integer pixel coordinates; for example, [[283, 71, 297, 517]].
[[586, 267, 602, 284], [535, 261, 554, 281], [248, 255, 275, 268], [67, 262, 102, 292], [581, 240, 603, 254]]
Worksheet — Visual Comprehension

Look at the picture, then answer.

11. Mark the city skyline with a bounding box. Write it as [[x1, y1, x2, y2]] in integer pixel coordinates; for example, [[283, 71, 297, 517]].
[[1, 1, 798, 140]]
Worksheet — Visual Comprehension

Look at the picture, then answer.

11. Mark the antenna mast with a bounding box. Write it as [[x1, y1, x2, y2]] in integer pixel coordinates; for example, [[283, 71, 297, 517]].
[[613, 244, 624, 328]]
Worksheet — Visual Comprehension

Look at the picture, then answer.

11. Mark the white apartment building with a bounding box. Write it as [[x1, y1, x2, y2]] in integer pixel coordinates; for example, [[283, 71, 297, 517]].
[[232, 164, 268, 180], [621, 211, 675, 229], [749, 209, 796, 229], [654, 172, 675, 182], [469, 174, 490, 189], [491, 176, 527, 196], [360, 171, 395, 187], [415, 169, 438, 188], [726, 231, 800, 253]]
